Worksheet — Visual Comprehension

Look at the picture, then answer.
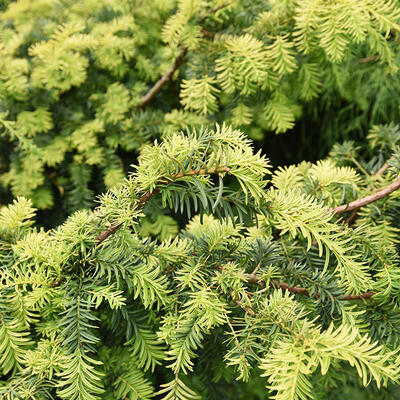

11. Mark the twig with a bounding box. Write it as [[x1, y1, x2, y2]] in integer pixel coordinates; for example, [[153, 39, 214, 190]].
[[341, 160, 391, 225], [330, 175, 400, 215], [137, 48, 187, 108], [229, 290, 255, 315], [344, 209, 359, 225], [198, 1, 235, 24], [96, 166, 231, 244], [357, 55, 379, 63], [375, 162, 389, 176], [96, 222, 123, 245], [244, 273, 260, 284], [272, 280, 310, 297], [245, 274, 310, 297], [244, 273, 375, 301], [339, 292, 375, 301], [250, 261, 262, 276], [96, 188, 162, 245]]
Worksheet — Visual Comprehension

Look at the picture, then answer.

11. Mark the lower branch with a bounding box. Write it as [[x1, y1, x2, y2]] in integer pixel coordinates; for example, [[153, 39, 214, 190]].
[[335, 159, 392, 225], [339, 292, 375, 301], [96, 222, 122, 245], [344, 209, 359, 225]]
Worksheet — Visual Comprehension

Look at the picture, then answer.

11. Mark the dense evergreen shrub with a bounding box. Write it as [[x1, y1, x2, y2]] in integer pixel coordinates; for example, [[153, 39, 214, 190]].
[[0, 0, 399, 218], [2, 1, 400, 399], [2, 124, 400, 399]]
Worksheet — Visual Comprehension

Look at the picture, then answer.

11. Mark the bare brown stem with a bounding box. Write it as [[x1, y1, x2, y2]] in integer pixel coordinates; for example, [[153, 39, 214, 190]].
[[357, 55, 379, 63], [229, 290, 255, 315], [244, 273, 260, 284], [330, 175, 400, 215], [339, 292, 375, 301], [340, 160, 391, 225], [272, 280, 310, 297], [137, 49, 187, 108], [198, 1, 235, 23], [376, 162, 389, 176], [96, 222, 123, 245], [244, 273, 375, 301], [250, 261, 262, 276], [344, 209, 359, 225]]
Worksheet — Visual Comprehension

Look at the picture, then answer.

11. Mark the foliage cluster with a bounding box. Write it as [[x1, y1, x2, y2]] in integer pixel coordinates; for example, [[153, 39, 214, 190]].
[[2, 124, 400, 399], [1, 0, 400, 218]]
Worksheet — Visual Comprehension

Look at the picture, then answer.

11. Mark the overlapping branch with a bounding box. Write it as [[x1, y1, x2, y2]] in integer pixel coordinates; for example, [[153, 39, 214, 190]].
[[375, 162, 389, 176]]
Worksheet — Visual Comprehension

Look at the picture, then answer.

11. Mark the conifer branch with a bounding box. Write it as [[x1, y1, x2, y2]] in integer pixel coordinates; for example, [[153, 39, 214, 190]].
[[343, 160, 390, 225], [137, 48, 187, 108], [339, 292, 375, 301], [330, 175, 400, 215], [375, 162, 389, 175], [96, 166, 231, 244], [229, 290, 255, 315], [244, 274, 375, 301], [357, 55, 379, 63]]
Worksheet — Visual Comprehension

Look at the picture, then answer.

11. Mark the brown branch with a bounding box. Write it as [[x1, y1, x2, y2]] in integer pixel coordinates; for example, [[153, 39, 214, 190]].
[[330, 175, 400, 215], [272, 280, 310, 297], [198, 1, 235, 23], [375, 162, 389, 176], [136, 1, 234, 108], [137, 48, 187, 108], [96, 188, 162, 245], [357, 55, 379, 63], [96, 166, 231, 244], [339, 291, 375, 301], [344, 209, 359, 225], [246, 275, 311, 297], [229, 290, 255, 315], [96, 222, 123, 245], [244, 273, 375, 301], [244, 273, 260, 284], [340, 160, 391, 225], [250, 261, 262, 276]]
